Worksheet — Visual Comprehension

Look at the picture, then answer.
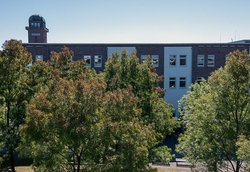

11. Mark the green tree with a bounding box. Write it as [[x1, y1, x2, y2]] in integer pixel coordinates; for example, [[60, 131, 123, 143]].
[[149, 146, 174, 165], [177, 50, 250, 172], [21, 47, 104, 172], [21, 74, 106, 172], [104, 50, 177, 140], [0, 40, 32, 172], [99, 88, 156, 171], [237, 136, 250, 171]]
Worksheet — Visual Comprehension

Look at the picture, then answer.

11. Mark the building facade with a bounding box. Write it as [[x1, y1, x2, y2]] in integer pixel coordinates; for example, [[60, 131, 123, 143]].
[[23, 15, 250, 116]]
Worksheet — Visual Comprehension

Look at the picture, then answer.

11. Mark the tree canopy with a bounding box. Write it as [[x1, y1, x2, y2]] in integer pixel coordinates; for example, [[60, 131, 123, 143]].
[[0, 40, 32, 172], [177, 50, 250, 172], [104, 51, 177, 139], [20, 48, 176, 171]]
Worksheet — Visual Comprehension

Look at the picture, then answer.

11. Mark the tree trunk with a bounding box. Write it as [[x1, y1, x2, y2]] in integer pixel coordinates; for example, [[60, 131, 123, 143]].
[[77, 155, 81, 172], [10, 149, 15, 172], [235, 161, 241, 172], [7, 100, 16, 172]]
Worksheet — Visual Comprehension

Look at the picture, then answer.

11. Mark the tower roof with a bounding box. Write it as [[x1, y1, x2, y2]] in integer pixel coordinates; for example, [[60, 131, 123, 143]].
[[29, 15, 46, 23]]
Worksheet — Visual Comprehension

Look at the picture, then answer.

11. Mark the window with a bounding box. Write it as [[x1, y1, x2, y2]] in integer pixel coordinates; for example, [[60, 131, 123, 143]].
[[179, 77, 186, 88], [196, 77, 204, 84], [84, 55, 91, 67], [26, 62, 32, 68], [169, 55, 176, 65], [180, 55, 186, 66], [225, 54, 229, 61], [207, 55, 215, 67], [35, 55, 43, 61], [141, 55, 159, 67], [141, 55, 147, 63], [152, 55, 159, 67], [197, 55, 204, 67], [94, 55, 102, 67], [31, 33, 41, 36], [169, 77, 176, 88]]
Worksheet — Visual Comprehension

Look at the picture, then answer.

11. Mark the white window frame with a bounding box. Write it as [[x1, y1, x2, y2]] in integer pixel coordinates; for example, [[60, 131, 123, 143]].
[[169, 55, 176, 66], [207, 55, 215, 67], [141, 55, 148, 63], [169, 77, 176, 88], [180, 55, 186, 66], [196, 77, 204, 84], [84, 55, 91, 67], [94, 55, 102, 68], [35, 55, 43, 61], [141, 55, 159, 67], [197, 55, 205, 67], [152, 55, 159, 68]]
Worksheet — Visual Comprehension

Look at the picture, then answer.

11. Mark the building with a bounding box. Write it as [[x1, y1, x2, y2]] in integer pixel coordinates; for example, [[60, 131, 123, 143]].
[[23, 15, 250, 116]]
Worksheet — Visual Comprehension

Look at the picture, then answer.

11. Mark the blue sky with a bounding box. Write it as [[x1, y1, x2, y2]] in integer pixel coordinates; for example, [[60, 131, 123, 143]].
[[1, 0, 250, 44]]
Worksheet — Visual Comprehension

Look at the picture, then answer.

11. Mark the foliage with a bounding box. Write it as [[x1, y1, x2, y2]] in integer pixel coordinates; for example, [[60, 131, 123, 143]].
[[99, 88, 156, 171], [149, 146, 174, 165], [104, 50, 177, 140], [177, 50, 250, 172], [20, 47, 104, 172], [0, 40, 32, 171], [21, 74, 106, 172], [237, 136, 250, 171], [20, 48, 170, 172]]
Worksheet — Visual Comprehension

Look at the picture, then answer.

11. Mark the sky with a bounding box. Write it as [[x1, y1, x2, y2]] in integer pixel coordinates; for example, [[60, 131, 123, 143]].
[[1, 0, 250, 44]]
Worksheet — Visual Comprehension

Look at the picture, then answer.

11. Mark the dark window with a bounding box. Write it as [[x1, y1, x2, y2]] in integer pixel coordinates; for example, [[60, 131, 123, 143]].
[[196, 77, 204, 84], [169, 77, 176, 88], [179, 77, 186, 88], [84, 55, 91, 67], [180, 55, 186, 65]]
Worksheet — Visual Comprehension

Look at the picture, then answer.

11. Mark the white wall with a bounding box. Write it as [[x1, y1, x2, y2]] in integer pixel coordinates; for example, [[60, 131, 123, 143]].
[[107, 47, 136, 58], [164, 47, 192, 117]]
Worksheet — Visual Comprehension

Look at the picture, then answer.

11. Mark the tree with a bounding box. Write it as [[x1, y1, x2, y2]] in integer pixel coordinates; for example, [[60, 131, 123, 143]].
[[21, 47, 104, 172], [177, 50, 250, 172], [99, 88, 157, 171], [237, 136, 250, 171], [0, 40, 32, 172], [20, 48, 160, 171], [149, 146, 174, 165], [104, 50, 177, 140], [21, 74, 106, 172]]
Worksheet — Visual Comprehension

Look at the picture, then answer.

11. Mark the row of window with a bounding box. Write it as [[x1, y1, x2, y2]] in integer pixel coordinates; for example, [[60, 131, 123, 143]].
[[35, 54, 222, 69], [31, 22, 41, 28], [169, 77, 186, 88], [169, 55, 187, 66], [83, 55, 102, 67], [141, 55, 159, 67], [35, 55, 103, 68], [197, 55, 215, 67]]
